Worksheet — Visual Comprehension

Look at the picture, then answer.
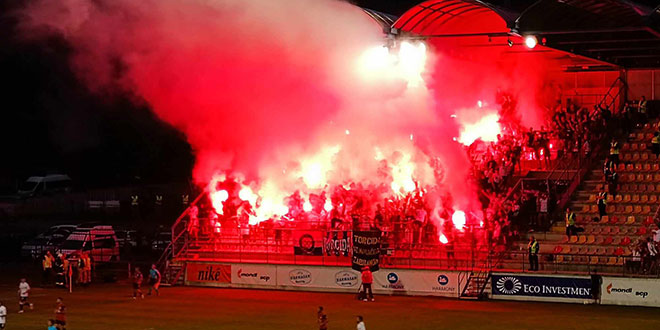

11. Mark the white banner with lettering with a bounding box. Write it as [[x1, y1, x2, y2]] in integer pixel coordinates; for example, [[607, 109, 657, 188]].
[[230, 264, 277, 286], [275, 265, 361, 290], [372, 269, 462, 297], [186, 261, 464, 297], [601, 277, 660, 307]]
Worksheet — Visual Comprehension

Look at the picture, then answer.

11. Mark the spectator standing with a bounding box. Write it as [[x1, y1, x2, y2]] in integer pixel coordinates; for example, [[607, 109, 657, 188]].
[[608, 170, 619, 198], [132, 267, 144, 299], [360, 266, 374, 302], [54, 297, 66, 330], [565, 208, 577, 238], [17, 278, 33, 313], [597, 188, 608, 220], [42, 252, 55, 286], [645, 237, 658, 274], [651, 132, 660, 156], [639, 96, 648, 123], [81, 252, 92, 286], [536, 193, 548, 229], [356, 316, 366, 330], [609, 141, 620, 164], [0, 301, 6, 329], [527, 236, 539, 271], [147, 264, 161, 296]]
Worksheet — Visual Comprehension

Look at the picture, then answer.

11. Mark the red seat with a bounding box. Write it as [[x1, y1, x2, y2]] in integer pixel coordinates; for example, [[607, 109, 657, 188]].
[[620, 237, 631, 246], [603, 236, 614, 245], [636, 227, 648, 235], [614, 247, 624, 256], [553, 245, 563, 254]]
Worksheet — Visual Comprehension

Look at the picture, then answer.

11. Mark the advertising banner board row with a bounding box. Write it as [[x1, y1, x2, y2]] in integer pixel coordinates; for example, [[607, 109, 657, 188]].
[[600, 276, 660, 307], [185, 261, 462, 297], [492, 273, 594, 304]]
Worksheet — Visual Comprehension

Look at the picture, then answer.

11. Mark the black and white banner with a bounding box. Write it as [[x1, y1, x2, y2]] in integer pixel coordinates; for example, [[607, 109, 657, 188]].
[[351, 230, 381, 271], [492, 273, 593, 302]]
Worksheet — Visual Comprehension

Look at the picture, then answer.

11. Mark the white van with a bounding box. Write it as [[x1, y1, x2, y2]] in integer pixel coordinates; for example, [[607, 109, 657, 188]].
[[60, 225, 120, 263], [18, 174, 73, 197]]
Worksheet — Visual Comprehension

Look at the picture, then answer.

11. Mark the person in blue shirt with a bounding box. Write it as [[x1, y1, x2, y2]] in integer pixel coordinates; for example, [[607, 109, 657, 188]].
[[47, 319, 57, 330], [147, 264, 161, 296]]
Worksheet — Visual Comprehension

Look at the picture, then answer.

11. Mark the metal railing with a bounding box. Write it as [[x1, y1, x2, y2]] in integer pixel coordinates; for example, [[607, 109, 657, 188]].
[[497, 251, 658, 277]]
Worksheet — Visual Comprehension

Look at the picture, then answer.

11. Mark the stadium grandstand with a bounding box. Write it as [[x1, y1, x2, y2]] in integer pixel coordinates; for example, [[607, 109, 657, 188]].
[[157, 0, 660, 300]]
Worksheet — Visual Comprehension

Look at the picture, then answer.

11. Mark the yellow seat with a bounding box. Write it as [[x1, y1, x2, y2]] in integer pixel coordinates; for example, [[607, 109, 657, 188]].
[[586, 235, 596, 244], [607, 257, 617, 265], [582, 204, 591, 213], [650, 195, 657, 203], [634, 205, 643, 214], [615, 195, 623, 203], [626, 216, 636, 225], [623, 194, 631, 203], [632, 195, 640, 203], [600, 215, 609, 224]]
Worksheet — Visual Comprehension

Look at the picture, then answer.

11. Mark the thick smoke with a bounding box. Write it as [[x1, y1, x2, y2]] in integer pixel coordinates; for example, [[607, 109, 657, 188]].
[[18, 0, 559, 224]]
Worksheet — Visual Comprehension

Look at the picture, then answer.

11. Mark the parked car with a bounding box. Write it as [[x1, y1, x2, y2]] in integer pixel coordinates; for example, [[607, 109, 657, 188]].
[[21, 225, 77, 259], [151, 231, 171, 251], [60, 224, 120, 263], [18, 174, 73, 197], [115, 229, 138, 248]]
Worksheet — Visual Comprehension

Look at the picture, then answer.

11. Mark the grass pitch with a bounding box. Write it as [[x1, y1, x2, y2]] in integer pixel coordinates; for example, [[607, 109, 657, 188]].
[[0, 282, 658, 330]]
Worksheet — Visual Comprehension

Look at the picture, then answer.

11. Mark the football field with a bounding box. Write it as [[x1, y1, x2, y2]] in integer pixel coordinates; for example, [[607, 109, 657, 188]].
[[1, 281, 659, 330]]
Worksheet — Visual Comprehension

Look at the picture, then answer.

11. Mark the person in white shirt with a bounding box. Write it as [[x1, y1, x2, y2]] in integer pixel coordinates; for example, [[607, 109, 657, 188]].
[[356, 315, 366, 330], [0, 301, 7, 329], [17, 278, 33, 313]]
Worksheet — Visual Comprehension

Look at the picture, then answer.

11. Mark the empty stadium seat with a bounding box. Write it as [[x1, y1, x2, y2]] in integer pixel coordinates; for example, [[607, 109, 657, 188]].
[[586, 235, 595, 244], [643, 205, 651, 214], [620, 237, 631, 246], [627, 216, 637, 225]]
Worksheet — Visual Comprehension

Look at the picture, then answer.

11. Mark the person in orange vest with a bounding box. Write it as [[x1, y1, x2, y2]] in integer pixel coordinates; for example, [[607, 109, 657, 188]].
[[360, 266, 374, 302]]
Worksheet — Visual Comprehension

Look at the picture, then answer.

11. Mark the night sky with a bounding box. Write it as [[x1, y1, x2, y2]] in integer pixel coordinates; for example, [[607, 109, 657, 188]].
[[1, 0, 657, 191]]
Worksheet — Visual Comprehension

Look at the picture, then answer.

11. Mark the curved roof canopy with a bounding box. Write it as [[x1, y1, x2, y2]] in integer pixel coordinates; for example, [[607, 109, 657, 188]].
[[390, 0, 660, 68], [393, 0, 517, 36]]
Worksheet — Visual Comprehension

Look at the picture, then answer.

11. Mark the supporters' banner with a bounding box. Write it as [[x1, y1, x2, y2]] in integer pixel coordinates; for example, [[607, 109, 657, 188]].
[[601, 277, 660, 307], [186, 262, 231, 285], [492, 273, 592, 301], [231, 264, 276, 286], [293, 231, 323, 256], [352, 230, 381, 271], [373, 269, 461, 297], [324, 231, 350, 257]]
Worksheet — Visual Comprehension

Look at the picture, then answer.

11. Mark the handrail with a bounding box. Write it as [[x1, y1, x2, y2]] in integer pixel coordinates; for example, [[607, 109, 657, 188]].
[[597, 77, 626, 113]]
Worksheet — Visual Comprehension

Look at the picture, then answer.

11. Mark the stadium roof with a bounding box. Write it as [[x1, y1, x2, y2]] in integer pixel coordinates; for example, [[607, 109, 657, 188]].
[[385, 0, 660, 69], [515, 0, 660, 68]]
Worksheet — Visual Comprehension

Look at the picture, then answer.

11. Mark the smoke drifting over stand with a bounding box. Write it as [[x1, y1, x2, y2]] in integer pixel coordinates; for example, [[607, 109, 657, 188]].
[[19, 0, 554, 228]]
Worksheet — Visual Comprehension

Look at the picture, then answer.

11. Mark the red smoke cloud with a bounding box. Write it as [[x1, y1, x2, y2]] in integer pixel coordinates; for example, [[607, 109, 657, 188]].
[[18, 0, 556, 225]]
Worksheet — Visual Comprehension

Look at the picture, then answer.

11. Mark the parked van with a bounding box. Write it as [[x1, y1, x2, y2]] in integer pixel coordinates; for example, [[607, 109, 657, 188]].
[[60, 225, 119, 263], [18, 174, 73, 197]]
